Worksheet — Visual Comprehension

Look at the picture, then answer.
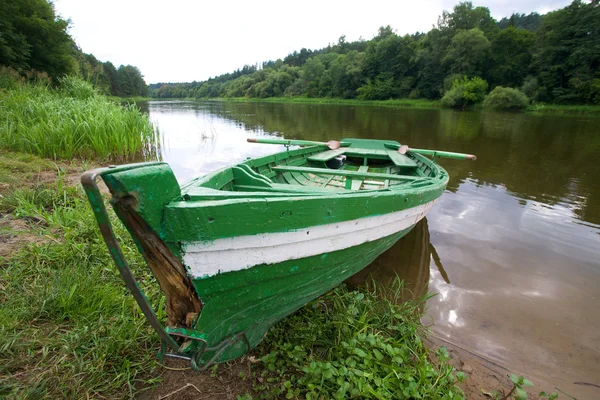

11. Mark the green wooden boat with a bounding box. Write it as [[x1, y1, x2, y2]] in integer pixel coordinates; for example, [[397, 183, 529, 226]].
[[81, 138, 475, 369]]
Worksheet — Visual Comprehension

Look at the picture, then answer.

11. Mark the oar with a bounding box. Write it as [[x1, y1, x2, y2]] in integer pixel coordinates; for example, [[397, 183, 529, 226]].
[[247, 138, 341, 150], [398, 145, 476, 161]]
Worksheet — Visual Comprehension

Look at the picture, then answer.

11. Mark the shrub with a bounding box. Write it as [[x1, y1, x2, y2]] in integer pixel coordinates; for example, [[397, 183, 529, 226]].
[[484, 86, 530, 110], [0, 67, 24, 90], [59, 75, 97, 99], [441, 76, 488, 109]]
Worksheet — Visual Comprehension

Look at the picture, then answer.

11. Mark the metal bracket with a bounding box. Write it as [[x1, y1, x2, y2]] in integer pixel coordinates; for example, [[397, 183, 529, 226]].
[[81, 163, 182, 353]]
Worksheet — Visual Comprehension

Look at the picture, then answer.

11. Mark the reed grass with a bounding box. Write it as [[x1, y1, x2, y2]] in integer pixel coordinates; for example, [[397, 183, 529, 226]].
[[0, 79, 158, 161]]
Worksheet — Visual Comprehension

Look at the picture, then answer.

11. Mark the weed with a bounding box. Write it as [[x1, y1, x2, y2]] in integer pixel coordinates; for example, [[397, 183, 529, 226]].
[[251, 281, 463, 399]]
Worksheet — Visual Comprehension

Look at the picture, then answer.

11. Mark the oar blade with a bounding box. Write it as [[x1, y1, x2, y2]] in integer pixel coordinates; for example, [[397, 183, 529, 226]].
[[326, 140, 341, 150]]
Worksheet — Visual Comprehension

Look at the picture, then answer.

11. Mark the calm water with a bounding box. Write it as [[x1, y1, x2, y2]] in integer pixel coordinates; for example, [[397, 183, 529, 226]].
[[145, 100, 600, 397]]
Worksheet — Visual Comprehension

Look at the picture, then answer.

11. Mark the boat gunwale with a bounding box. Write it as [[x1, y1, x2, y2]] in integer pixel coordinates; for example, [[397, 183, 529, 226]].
[[180, 143, 448, 201]]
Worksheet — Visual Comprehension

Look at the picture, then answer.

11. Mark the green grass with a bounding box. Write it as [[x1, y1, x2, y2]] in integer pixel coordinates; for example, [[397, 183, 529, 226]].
[[0, 161, 164, 398], [249, 282, 464, 399], [526, 103, 600, 115], [0, 81, 158, 161]]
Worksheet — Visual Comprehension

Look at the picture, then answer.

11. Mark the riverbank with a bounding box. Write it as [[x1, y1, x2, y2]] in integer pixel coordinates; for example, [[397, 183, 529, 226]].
[[106, 95, 153, 103], [150, 96, 600, 115]]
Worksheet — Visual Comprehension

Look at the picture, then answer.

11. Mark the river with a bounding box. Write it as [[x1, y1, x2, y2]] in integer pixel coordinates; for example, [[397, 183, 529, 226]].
[[143, 100, 600, 398]]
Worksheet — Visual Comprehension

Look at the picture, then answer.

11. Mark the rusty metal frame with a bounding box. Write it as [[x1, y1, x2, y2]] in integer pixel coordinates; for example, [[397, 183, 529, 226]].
[[81, 163, 181, 352]]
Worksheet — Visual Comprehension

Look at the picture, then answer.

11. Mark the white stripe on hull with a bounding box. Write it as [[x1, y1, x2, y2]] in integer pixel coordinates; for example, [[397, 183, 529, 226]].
[[183, 199, 436, 278]]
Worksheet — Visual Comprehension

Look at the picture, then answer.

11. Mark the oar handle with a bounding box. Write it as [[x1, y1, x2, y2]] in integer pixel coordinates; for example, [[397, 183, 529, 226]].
[[409, 148, 477, 161], [247, 138, 342, 150], [384, 143, 476, 160], [247, 138, 326, 147]]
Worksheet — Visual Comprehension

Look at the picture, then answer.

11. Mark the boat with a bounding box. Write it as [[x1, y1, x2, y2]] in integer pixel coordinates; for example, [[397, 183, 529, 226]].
[[81, 137, 475, 369]]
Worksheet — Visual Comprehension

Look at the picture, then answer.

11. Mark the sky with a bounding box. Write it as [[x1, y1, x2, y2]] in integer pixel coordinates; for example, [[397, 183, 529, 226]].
[[53, 0, 573, 84]]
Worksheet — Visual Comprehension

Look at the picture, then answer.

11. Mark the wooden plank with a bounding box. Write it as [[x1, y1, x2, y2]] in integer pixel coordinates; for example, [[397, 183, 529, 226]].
[[271, 166, 421, 182], [350, 166, 369, 190], [386, 149, 418, 168], [307, 149, 347, 162]]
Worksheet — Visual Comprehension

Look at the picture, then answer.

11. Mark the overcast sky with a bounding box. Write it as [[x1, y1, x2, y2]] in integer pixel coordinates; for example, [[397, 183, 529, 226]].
[[53, 0, 573, 84]]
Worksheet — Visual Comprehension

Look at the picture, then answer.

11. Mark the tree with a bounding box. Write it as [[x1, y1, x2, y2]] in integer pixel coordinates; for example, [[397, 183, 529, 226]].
[[533, 0, 600, 103], [0, 0, 76, 79], [443, 28, 491, 77], [488, 27, 534, 87], [438, 2, 498, 38], [115, 65, 148, 97]]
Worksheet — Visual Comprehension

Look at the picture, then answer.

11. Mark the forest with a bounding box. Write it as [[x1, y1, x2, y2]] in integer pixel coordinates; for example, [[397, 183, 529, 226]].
[[0, 0, 148, 97], [150, 0, 599, 105]]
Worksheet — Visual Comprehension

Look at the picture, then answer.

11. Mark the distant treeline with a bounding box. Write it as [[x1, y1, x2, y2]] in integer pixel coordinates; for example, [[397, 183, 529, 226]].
[[0, 0, 148, 97], [150, 0, 599, 105]]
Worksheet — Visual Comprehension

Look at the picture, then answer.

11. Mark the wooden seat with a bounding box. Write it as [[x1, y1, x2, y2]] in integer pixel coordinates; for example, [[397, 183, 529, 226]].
[[385, 150, 418, 168], [307, 149, 347, 162]]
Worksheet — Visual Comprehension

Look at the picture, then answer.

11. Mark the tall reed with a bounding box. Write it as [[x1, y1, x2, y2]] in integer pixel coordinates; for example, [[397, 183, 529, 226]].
[[0, 78, 158, 160]]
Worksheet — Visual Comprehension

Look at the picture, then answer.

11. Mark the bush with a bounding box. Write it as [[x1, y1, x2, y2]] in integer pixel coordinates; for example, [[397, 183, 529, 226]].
[[59, 75, 97, 99], [441, 76, 488, 109], [484, 86, 530, 110]]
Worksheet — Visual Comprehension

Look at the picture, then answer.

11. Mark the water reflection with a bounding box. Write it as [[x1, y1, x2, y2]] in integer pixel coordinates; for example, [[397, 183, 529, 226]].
[[346, 218, 441, 306]]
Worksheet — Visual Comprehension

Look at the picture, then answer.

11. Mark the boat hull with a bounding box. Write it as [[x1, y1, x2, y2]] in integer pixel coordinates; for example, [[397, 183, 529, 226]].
[[187, 201, 435, 363]]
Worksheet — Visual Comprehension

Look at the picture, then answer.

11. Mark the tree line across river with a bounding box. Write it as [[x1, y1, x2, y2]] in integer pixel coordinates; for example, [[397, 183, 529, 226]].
[[0, 0, 148, 97], [150, 0, 599, 107]]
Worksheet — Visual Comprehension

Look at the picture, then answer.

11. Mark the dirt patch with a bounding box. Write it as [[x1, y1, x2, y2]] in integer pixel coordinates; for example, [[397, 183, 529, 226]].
[[0, 215, 45, 259], [138, 358, 253, 400]]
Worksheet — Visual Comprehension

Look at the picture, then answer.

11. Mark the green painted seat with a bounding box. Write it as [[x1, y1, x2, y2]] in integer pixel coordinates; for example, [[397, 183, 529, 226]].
[[385, 150, 418, 168], [307, 149, 347, 162]]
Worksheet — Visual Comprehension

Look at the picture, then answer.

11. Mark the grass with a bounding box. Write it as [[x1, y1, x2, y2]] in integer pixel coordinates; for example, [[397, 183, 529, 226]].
[[249, 282, 464, 399], [0, 154, 163, 398], [0, 79, 158, 161], [526, 103, 600, 115]]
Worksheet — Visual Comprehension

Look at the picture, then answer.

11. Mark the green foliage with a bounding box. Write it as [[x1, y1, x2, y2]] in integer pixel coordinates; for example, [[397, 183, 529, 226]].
[[441, 76, 488, 108], [0, 0, 76, 79], [0, 78, 158, 160], [483, 86, 529, 110], [253, 283, 464, 399], [0, 165, 162, 397], [443, 28, 491, 76], [489, 27, 534, 87], [533, 0, 600, 104]]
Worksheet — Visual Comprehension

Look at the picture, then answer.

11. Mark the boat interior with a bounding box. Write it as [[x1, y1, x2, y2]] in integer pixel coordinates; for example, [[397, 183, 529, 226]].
[[181, 139, 443, 200]]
